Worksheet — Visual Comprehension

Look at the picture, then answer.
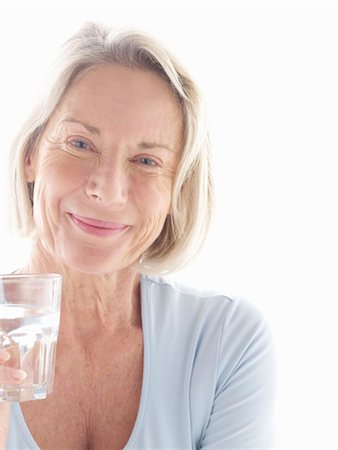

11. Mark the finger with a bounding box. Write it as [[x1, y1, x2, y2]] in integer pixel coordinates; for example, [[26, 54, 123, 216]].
[[3, 345, 20, 369], [0, 367, 27, 385], [0, 349, 10, 363]]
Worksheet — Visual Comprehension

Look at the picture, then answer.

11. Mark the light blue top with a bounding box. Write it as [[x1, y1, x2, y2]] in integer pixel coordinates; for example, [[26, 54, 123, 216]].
[[6, 275, 277, 449]]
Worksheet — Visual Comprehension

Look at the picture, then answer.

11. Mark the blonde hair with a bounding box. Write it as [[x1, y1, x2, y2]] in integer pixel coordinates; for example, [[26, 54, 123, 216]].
[[10, 21, 214, 274]]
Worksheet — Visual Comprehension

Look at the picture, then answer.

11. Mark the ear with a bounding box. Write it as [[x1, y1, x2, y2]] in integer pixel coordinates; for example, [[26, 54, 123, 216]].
[[24, 150, 36, 182]]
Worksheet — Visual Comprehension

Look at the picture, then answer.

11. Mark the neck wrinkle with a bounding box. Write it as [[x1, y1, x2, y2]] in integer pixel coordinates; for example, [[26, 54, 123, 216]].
[[18, 240, 142, 341]]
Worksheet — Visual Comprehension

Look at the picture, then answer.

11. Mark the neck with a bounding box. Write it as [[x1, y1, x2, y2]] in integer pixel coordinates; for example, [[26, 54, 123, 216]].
[[18, 241, 142, 342]]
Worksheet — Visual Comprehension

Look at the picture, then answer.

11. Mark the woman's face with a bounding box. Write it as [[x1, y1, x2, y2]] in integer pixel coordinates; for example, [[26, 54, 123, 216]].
[[26, 64, 183, 274]]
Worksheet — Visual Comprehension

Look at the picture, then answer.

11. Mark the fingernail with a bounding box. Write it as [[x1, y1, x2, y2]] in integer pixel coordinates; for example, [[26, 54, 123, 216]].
[[12, 370, 27, 381], [0, 351, 11, 362]]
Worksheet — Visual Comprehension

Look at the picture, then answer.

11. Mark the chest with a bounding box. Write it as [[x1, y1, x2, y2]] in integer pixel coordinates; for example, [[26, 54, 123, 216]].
[[21, 336, 144, 449]]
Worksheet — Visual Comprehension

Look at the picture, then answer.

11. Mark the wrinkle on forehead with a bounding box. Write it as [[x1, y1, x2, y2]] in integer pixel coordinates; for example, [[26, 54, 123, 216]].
[[46, 65, 184, 155]]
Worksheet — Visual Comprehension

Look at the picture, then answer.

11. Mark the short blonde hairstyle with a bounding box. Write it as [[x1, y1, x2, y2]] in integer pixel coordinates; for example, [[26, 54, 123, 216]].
[[10, 21, 214, 274]]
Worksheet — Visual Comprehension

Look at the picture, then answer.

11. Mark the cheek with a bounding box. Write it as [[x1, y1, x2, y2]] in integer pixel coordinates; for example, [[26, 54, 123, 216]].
[[54, 158, 88, 186], [131, 180, 172, 246], [133, 177, 172, 217], [36, 158, 87, 198], [33, 159, 87, 226]]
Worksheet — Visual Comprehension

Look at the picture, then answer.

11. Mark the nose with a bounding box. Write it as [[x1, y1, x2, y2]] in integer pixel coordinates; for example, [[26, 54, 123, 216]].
[[84, 157, 128, 206]]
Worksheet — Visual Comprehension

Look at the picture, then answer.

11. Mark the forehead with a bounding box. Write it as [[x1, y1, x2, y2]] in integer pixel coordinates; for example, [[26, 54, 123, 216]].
[[68, 64, 178, 103], [52, 64, 183, 145]]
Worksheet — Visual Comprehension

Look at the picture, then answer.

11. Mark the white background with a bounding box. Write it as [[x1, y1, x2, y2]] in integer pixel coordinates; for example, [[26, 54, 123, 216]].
[[0, 1, 337, 448]]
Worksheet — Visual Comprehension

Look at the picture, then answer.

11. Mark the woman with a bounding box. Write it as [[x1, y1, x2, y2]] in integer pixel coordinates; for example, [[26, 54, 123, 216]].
[[0, 22, 276, 449]]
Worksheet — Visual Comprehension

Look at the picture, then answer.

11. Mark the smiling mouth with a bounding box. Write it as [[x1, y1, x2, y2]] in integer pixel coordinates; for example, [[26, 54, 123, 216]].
[[69, 214, 129, 237]]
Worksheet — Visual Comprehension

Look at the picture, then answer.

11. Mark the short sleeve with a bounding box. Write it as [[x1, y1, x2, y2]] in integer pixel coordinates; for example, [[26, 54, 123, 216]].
[[199, 298, 277, 449]]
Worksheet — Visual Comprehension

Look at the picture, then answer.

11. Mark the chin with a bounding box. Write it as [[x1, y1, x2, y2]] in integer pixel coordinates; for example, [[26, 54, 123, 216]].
[[59, 246, 135, 275]]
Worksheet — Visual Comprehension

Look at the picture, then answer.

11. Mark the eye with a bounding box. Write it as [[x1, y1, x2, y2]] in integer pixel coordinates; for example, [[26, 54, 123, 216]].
[[137, 156, 158, 167], [68, 138, 92, 151]]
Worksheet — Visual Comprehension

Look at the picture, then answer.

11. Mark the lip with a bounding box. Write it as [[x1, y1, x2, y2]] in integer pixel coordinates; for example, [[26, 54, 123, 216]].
[[69, 214, 129, 237]]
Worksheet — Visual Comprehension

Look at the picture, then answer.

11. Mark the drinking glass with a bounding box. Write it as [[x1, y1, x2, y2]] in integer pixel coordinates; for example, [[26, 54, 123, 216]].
[[0, 274, 62, 401]]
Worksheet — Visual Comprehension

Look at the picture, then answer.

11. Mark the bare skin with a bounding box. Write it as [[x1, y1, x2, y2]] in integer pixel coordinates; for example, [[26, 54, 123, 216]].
[[0, 65, 183, 449], [0, 350, 25, 450]]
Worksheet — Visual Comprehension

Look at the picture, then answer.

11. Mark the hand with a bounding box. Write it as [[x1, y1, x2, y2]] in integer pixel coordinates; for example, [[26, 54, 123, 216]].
[[0, 400, 10, 450], [0, 349, 27, 450], [0, 348, 27, 386]]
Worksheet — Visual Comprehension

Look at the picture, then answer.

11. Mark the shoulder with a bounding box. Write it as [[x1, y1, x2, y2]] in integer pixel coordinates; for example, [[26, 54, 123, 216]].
[[142, 273, 235, 308], [141, 275, 277, 446], [141, 274, 274, 357], [141, 274, 269, 330]]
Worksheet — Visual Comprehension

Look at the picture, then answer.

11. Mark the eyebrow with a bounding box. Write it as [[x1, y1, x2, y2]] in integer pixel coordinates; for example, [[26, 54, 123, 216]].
[[60, 118, 101, 135], [60, 117, 175, 153], [137, 141, 174, 153]]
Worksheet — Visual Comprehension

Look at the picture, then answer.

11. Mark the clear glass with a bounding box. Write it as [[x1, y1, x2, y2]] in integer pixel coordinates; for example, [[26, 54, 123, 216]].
[[0, 274, 62, 402]]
